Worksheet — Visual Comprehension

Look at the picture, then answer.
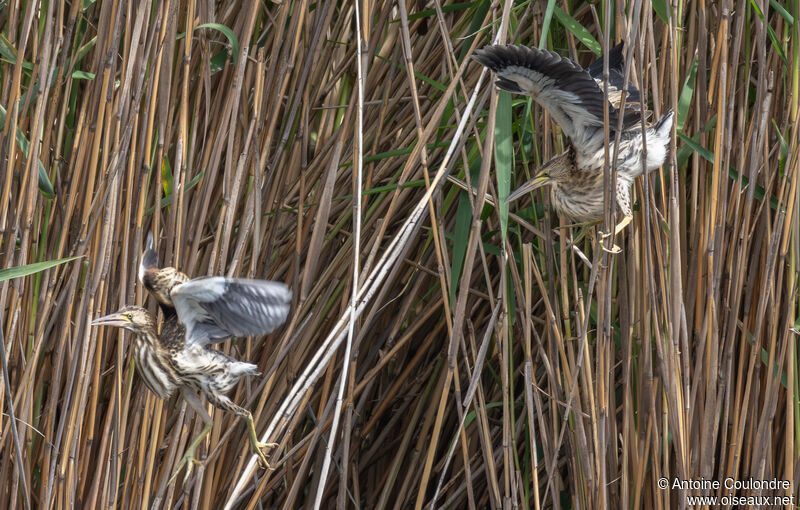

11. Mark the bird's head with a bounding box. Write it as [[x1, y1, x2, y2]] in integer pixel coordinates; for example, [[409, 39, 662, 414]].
[[92, 305, 155, 335], [505, 151, 572, 204]]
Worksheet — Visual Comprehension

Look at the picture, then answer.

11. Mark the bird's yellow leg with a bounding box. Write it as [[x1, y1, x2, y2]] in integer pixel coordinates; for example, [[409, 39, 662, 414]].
[[613, 215, 632, 236], [245, 411, 278, 470], [170, 423, 213, 483], [205, 393, 278, 470]]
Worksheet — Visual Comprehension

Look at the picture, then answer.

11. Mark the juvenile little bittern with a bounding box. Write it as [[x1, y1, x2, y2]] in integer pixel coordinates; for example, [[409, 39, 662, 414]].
[[472, 43, 673, 240], [92, 234, 291, 479]]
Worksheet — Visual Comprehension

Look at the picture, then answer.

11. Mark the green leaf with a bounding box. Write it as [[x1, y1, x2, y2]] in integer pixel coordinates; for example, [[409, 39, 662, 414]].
[[678, 132, 780, 210], [0, 256, 83, 282], [553, 7, 600, 55], [0, 103, 55, 198], [72, 70, 95, 80], [374, 55, 454, 96], [676, 120, 713, 169], [405, 1, 475, 21], [0, 33, 34, 70], [495, 91, 513, 240], [0, 37, 51, 199], [768, 0, 794, 24], [74, 36, 97, 67], [771, 119, 788, 175], [677, 132, 714, 162], [161, 156, 173, 199], [538, 0, 557, 49], [195, 23, 240, 65], [450, 158, 481, 304], [446, 0, 489, 143], [678, 56, 698, 131], [750, 0, 789, 67], [458, 0, 489, 63], [652, 0, 670, 24], [338, 141, 451, 167], [0, 33, 18, 63], [209, 51, 228, 74], [146, 167, 207, 216], [518, 97, 536, 164]]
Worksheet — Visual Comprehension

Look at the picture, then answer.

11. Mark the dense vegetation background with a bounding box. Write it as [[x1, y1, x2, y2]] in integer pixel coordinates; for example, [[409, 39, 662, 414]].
[[1, 0, 798, 508]]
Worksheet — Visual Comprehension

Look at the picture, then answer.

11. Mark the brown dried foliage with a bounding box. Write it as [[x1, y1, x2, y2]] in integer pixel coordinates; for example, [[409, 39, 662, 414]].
[[0, 0, 798, 509]]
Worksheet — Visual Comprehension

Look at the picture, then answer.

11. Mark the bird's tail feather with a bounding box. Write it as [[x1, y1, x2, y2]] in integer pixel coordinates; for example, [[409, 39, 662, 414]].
[[230, 361, 260, 377], [654, 110, 674, 135], [139, 233, 161, 284], [140, 233, 160, 270], [644, 110, 674, 172]]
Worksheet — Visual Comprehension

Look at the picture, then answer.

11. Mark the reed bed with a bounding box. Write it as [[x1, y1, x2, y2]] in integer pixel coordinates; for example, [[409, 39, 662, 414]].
[[1, 0, 798, 508]]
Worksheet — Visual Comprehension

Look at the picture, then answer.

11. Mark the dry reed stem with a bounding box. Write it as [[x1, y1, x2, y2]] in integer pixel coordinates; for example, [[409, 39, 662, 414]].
[[0, 0, 798, 509]]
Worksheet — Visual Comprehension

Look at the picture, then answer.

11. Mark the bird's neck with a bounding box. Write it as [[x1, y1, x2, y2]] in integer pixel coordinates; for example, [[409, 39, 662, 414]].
[[133, 326, 160, 350]]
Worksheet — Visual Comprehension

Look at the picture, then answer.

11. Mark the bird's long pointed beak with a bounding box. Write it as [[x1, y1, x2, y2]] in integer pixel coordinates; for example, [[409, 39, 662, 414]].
[[91, 312, 129, 328], [506, 174, 551, 203]]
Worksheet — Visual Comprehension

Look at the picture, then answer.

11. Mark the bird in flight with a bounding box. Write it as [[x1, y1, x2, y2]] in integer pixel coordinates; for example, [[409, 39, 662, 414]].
[[472, 42, 673, 246], [92, 233, 292, 480]]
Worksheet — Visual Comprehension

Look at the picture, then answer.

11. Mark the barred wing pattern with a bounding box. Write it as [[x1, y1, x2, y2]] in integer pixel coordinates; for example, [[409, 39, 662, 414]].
[[472, 44, 642, 150], [473, 45, 616, 148], [585, 42, 642, 112], [171, 277, 292, 346]]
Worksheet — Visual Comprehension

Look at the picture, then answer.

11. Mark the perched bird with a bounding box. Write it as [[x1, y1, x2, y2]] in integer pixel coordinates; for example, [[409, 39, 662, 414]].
[[472, 42, 673, 240], [92, 233, 292, 479]]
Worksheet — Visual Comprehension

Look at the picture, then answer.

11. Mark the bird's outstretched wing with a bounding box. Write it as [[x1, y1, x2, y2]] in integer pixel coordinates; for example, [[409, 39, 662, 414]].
[[586, 42, 647, 122], [171, 277, 292, 345], [586, 42, 641, 110], [473, 44, 632, 147]]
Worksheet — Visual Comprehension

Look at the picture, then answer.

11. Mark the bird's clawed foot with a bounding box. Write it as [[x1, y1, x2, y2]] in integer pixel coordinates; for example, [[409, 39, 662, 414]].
[[247, 415, 278, 470], [597, 230, 622, 253], [170, 423, 213, 484], [597, 216, 632, 253], [253, 440, 279, 470]]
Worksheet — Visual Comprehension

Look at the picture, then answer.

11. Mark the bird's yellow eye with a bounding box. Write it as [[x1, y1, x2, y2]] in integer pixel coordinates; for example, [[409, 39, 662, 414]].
[[124, 313, 133, 320]]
